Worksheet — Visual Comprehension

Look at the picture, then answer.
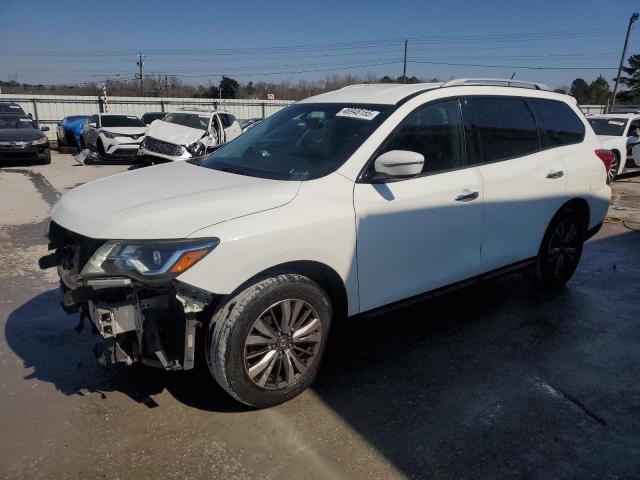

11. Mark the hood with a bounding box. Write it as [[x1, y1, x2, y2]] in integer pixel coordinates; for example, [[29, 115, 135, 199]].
[[147, 120, 206, 146], [0, 129, 46, 141], [51, 161, 300, 239], [101, 126, 147, 135]]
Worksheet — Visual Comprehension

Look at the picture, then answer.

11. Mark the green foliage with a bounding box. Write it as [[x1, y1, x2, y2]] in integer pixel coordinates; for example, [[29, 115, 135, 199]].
[[618, 53, 640, 100], [568, 76, 611, 104]]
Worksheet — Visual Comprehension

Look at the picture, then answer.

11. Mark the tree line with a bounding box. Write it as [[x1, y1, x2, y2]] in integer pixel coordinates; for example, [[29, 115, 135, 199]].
[[3, 53, 640, 104]]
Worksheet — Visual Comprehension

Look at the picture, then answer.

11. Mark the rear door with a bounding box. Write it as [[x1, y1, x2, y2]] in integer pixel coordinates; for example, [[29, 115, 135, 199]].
[[354, 98, 483, 311], [466, 96, 571, 272]]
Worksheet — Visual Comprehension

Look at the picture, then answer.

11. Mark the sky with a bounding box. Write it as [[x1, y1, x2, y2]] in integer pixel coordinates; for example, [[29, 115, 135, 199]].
[[1, 0, 640, 90]]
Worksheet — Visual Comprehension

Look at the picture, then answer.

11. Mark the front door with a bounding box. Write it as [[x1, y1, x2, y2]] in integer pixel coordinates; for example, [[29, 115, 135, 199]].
[[354, 98, 483, 312]]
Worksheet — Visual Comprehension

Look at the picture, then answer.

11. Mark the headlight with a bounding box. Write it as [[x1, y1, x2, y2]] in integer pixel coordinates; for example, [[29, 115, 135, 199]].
[[102, 131, 117, 139], [186, 141, 205, 156], [81, 238, 219, 281], [31, 136, 49, 145]]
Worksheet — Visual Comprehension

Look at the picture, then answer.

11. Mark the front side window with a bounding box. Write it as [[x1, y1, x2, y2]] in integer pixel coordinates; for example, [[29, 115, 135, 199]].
[[196, 103, 392, 180], [377, 99, 467, 175], [219, 114, 232, 128], [163, 113, 210, 130], [529, 99, 585, 147], [627, 120, 640, 137], [469, 97, 540, 162]]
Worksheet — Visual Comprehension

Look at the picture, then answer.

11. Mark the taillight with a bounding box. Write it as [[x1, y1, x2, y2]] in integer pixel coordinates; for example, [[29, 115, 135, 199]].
[[595, 149, 614, 171]]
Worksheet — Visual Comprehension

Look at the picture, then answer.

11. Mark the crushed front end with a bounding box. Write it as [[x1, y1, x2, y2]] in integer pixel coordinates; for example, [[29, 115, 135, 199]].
[[39, 221, 218, 371]]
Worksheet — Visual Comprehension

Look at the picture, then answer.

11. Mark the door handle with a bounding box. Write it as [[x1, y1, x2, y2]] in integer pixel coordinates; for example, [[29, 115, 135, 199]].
[[455, 190, 479, 202], [546, 170, 564, 179]]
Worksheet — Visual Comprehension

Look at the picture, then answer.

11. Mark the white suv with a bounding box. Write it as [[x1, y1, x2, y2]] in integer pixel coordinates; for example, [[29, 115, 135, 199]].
[[138, 108, 242, 163], [81, 114, 147, 158], [41, 79, 611, 408]]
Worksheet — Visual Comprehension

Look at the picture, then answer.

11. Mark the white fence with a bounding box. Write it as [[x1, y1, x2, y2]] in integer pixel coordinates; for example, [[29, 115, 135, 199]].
[[0, 93, 620, 141], [0, 94, 294, 140]]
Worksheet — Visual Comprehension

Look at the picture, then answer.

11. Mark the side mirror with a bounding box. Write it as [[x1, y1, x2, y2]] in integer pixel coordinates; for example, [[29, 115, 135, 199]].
[[88, 122, 97, 128], [374, 150, 424, 178], [41, 126, 50, 132]]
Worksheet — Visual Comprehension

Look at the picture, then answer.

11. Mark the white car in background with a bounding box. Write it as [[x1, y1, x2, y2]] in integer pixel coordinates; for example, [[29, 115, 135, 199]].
[[138, 109, 242, 163], [81, 114, 147, 159], [587, 113, 640, 182]]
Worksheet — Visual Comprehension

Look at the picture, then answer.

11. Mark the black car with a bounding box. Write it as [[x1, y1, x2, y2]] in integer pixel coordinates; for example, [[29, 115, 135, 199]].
[[0, 102, 27, 115], [0, 114, 51, 164], [141, 112, 166, 125]]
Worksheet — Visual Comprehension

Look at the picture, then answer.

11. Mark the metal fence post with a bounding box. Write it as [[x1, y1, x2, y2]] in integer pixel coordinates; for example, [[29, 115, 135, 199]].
[[261, 102, 266, 119], [160, 100, 165, 112], [31, 98, 39, 122], [98, 96, 104, 113]]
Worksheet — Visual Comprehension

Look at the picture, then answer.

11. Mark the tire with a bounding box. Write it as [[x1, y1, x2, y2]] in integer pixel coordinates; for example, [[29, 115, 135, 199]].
[[207, 274, 331, 408], [606, 151, 620, 184], [97, 139, 107, 158], [41, 151, 51, 165], [530, 208, 585, 289]]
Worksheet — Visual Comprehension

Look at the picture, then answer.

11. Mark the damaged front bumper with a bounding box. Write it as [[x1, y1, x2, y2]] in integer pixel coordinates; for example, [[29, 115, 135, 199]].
[[39, 221, 217, 371]]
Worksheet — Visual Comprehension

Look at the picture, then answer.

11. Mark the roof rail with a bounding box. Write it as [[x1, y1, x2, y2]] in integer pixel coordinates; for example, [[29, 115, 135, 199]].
[[441, 78, 551, 91], [176, 106, 219, 112]]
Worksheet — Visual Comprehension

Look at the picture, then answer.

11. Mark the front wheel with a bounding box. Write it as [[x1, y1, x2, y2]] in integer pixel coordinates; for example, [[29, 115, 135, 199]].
[[530, 208, 584, 289], [207, 274, 331, 408]]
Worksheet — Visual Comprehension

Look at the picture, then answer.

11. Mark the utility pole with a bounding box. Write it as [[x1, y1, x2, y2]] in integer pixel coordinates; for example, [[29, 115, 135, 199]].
[[611, 12, 639, 111], [402, 39, 408, 83], [136, 51, 144, 96]]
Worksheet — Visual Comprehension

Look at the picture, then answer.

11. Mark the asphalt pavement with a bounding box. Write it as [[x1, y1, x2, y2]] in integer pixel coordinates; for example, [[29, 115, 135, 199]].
[[1, 152, 639, 479]]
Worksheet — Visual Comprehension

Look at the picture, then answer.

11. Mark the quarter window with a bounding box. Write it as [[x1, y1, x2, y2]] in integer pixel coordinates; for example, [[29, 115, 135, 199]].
[[468, 97, 540, 162], [379, 99, 467, 175], [528, 98, 585, 147]]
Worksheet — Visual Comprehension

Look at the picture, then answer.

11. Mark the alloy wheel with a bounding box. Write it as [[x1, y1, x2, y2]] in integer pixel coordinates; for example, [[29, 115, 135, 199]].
[[607, 155, 619, 183], [244, 299, 322, 389], [547, 219, 580, 280]]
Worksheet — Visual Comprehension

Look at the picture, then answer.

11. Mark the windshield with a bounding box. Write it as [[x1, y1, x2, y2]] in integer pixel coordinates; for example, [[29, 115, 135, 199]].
[[0, 114, 37, 129], [101, 115, 145, 128], [588, 117, 628, 136], [195, 103, 392, 180], [0, 103, 25, 114], [163, 113, 210, 130]]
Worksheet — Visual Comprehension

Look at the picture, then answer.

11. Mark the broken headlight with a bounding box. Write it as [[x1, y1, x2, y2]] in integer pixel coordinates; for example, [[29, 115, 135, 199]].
[[81, 238, 219, 280], [186, 141, 205, 157]]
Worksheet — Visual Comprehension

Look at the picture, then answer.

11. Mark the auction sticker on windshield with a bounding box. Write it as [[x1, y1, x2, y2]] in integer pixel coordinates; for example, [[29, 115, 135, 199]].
[[336, 108, 380, 120]]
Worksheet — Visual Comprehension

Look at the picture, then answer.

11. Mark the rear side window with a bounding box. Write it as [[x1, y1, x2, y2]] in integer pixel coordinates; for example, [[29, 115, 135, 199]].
[[468, 97, 540, 162], [529, 99, 585, 147], [380, 99, 467, 175]]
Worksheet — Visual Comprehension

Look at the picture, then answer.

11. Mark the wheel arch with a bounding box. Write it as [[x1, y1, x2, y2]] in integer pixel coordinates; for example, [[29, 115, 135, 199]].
[[558, 197, 590, 232], [224, 260, 349, 323]]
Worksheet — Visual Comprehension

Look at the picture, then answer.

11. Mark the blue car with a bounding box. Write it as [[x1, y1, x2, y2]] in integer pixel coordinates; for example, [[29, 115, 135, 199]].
[[56, 115, 89, 150]]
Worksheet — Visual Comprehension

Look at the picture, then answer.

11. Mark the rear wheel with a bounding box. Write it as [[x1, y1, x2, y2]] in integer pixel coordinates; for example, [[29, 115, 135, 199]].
[[606, 151, 620, 183], [207, 274, 331, 408], [530, 208, 584, 289]]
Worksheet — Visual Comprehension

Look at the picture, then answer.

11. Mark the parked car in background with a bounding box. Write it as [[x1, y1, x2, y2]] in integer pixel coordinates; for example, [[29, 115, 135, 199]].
[[0, 113, 50, 164], [81, 114, 147, 159], [56, 115, 89, 151], [239, 117, 263, 132], [609, 107, 640, 114], [587, 113, 640, 182], [141, 112, 166, 125], [0, 102, 27, 115], [138, 108, 242, 163], [41, 79, 611, 408]]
